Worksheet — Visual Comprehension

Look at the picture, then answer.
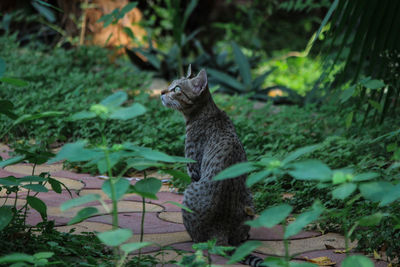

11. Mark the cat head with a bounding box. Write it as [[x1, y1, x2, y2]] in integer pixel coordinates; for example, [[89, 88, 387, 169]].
[[160, 65, 209, 114]]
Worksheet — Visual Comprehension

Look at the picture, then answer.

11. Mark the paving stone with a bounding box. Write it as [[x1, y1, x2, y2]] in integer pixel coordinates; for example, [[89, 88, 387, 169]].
[[249, 225, 321, 241], [1, 197, 26, 206], [255, 233, 357, 256], [86, 212, 186, 234], [158, 211, 183, 224], [47, 200, 163, 218], [0, 143, 12, 160], [56, 221, 112, 234], [5, 163, 64, 175], [297, 249, 388, 267], [49, 170, 104, 189], [0, 168, 25, 178]]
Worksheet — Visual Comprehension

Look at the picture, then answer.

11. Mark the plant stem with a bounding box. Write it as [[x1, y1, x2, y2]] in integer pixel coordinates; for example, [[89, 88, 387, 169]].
[[139, 170, 147, 259], [103, 135, 118, 229]]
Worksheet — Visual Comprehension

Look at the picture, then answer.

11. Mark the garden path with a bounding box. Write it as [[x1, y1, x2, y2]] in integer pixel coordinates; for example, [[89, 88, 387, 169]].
[[0, 144, 388, 266]]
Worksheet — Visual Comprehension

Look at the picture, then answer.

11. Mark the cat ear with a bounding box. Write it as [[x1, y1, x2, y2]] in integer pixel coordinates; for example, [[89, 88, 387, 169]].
[[192, 69, 208, 94], [186, 64, 195, 78]]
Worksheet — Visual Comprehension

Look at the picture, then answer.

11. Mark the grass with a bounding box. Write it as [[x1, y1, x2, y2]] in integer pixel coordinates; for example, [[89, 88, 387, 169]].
[[1, 34, 400, 261]]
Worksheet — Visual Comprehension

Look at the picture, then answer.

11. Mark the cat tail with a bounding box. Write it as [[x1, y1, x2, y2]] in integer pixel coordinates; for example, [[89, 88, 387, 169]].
[[240, 254, 264, 267]]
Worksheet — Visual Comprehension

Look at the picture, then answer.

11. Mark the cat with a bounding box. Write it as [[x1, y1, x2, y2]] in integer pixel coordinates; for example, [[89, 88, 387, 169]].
[[161, 66, 263, 266]]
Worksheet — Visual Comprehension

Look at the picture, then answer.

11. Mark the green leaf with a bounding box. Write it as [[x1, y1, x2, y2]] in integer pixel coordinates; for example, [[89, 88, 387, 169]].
[[109, 103, 146, 120], [368, 100, 382, 112], [207, 68, 245, 92], [0, 253, 35, 264], [227, 240, 261, 264], [284, 205, 323, 239], [379, 183, 400, 206], [342, 255, 374, 267], [60, 194, 101, 211], [131, 178, 162, 199], [290, 262, 318, 267], [164, 201, 193, 213], [33, 252, 54, 260], [0, 77, 28, 87], [19, 176, 46, 183], [162, 169, 191, 183], [23, 184, 48, 192], [362, 79, 385, 90], [0, 155, 25, 168], [97, 152, 121, 174], [353, 172, 379, 182], [48, 178, 62, 193], [102, 178, 130, 201], [27, 196, 47, 220], [121, 242, 152, 254], [246, 170, 271, 187], [138, 149, 176, 163], [282, 144, 320, 165], [0, 58, 5, 77], [48, 141, 102, 163], [213, 162, 257, 181], [119, 2, 138, 17], [13, 111, 64, 126], [0, 100, 17, 119], [332, 183, 357, 200], [359, 181, 392, 202], [345, 111, 353, 129], [358, 212, 384, 226], [68, 207, 98, 225], [32, 0, 56, 22], [0, 176, 20, 186], [97, 228, 132, 246], [340, 85, 356, 103], [288, 160, 332, 181], [69, 111, 96, 121], [0, 206, 13, 231], [246, 204, 292, 228], [231, 41, 252, 87], [100, 91, 127, 108]]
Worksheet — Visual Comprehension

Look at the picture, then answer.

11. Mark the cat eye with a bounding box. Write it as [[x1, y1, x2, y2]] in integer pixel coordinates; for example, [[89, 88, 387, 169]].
[[174, 86, 182, 93]]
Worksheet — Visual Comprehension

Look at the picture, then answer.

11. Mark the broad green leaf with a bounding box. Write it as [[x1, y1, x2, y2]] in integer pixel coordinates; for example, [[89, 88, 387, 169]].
[[0, 77, 28, 87], [109, 103, 146, 120], [379, 183, 400, 206], [0, 58, 5, 77], [232, 41, 251, 87], [33, 252, 54, 260], [97, 228, 132, 246], [332, 183, 357, 200], [97, 152, 121, 174], [13, 111, 64, 126], [284, 205, 323, 239], [23, 184, 48, 192], [358, 212, 384, 226], [48, 178, 62, 193], [32, 0, 56, 22], [0, 206, 13, 231], [359, 181, 392, 202], [0, 253, 35, 264], [100, 91, 127, 108], [288, 160, 332, 181], [69, 111, 96, 121], [227, 240, 261, 264], [60, 194, 101, 211], [282, 144, 320, 165], [164, 201, 193, 213], [138, 149, 175, 163], [0, 155, 25, 168], [342, 255, 374, 267], [290, 262, 318, 267], [340, 85, 356, 103], [332, 170, 353, 184], [170, 156, 196, 163], [68, 207, 98, 225], [207, 68, 244, 92], [126, 158, 165, 171], [246, 204, 292, 228], [213, 162, 257, 181], [102, 178, 130, 201], [27, 196, 47, 220], [19, 176, 46, 183], [131, 178, 162, 199], [362, 79, 385, 90], [119, 2, 138, 17], [162, 169, 191, 183], [123, 27, 135, 39], [48, 141, 102, 163], [353, 172, 379, 182], [246, 170, 271, 187], [121, 242, 152, 254], [0, 176, 20, 186], [368, 100, 382, 112]]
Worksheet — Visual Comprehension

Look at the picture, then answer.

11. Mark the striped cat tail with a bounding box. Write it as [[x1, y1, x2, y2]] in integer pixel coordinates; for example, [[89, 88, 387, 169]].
[[240, 254, 264, 266]]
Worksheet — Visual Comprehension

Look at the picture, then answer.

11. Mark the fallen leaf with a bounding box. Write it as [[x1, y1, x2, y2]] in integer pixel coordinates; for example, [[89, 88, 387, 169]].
[[325, 244, 335, 249], [333, 249, 346, 254], [304, 256, 336, 266], [373, 250, 381, 260]]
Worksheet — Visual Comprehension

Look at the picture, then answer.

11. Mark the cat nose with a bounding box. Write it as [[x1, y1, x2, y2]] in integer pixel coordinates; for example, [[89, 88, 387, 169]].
[[161, 89, 168, 95]]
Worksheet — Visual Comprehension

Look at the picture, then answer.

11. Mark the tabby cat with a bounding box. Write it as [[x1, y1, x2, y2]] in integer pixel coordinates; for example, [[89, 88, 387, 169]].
[[161, 66, 263, 266]]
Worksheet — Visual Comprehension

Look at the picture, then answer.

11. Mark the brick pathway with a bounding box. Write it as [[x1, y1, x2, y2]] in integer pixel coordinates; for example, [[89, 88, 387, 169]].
[[0, 144, 388, 266]]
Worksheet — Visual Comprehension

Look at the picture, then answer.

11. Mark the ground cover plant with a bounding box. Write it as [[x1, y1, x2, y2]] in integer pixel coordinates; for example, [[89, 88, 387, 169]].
[[1, 0, 400, 266]]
